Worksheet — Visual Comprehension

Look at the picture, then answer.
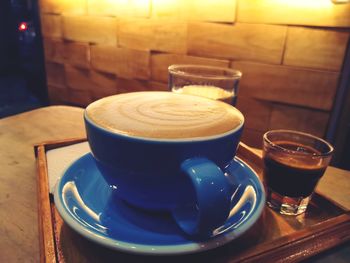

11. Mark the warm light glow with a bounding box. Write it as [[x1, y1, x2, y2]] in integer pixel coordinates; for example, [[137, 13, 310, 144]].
[[152, 0, 178, 10], [332, 0, 350, 3], [109, 0, 149, 5], [281, 0, 333, 9], [18, 22, 28, 31]]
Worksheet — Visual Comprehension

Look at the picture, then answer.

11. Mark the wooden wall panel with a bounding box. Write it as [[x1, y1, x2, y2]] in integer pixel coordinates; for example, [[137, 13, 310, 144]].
[[90, 45, 118, 74], [237, 0, 350, 27], [47, 85, 69, 105], [115, 78, 149, 93], [241, 129, 265, 149], [284, 27, 349, 71], [151, 53, 230, 83], [62, 16, 117, 45], [236, 96, 272, 131], [269, 104, 330, 138], [232, 61, 339, 110], [114, 48, 150, 80], [41, 14, 62, 38], [152, 0, 188, 19], [65, 66, 95, 91], [89, 71, 118, 99], [147, 81, 169, 91], [189, 0, 237, 22], [43, 38, 64, 63], [87, 0, 118, 17], [188, 22, 286, 64], [62, 42, 90, 68], [38, 0, 350, 148], [118, 0, 150, 18], [45, 62, 65, 87], [152, 0, 236, 22], [67, 89, 93, 107], [87, 0, 150, 17], [152, 20, 187, 54], [39, 0, 86, 15], [118, 18, 153, 50], [91, 46, 150, 79], [118, 19, 187, 54]]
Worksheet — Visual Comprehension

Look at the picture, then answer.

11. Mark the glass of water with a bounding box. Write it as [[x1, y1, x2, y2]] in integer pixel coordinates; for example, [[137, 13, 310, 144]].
[[168, 65, 242, 105]]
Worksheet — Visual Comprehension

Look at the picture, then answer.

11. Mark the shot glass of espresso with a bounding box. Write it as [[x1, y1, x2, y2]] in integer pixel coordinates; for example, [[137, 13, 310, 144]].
[[263, 130, 334, 216], [168, 65, 242, 105]]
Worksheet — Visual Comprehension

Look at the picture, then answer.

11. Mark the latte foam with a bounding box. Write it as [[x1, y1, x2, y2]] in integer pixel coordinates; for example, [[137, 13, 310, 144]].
[[86, 92, 243, 139]]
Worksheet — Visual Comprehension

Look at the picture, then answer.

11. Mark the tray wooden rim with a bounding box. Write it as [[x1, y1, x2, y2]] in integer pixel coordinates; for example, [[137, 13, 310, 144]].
[[35, 138, 350, 263]]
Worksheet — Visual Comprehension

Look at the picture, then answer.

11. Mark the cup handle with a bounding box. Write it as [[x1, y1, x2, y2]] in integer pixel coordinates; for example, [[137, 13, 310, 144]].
[[172, 157, 232, 237]]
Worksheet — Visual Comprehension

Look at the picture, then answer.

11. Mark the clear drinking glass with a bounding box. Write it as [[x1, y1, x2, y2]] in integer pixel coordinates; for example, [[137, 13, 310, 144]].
[[263, 130, 334, 216], [168, 65, 242, 105]]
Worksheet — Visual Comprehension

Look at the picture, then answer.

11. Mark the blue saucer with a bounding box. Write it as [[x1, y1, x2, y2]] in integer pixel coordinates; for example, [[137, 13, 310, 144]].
[[54, 153, 265, 255]]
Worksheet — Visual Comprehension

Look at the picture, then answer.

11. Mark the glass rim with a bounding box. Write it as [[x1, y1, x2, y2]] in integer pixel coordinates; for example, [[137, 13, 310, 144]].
[[168, 64, 242, 80], [263, 129, 334, 157]]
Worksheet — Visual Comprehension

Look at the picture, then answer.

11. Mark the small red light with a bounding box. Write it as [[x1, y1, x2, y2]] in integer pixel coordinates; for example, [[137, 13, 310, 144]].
[[19, 22, 28, 31]]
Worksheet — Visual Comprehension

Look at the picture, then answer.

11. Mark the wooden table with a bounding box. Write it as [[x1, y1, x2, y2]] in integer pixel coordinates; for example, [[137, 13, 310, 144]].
[[0, 106, 349, 262]]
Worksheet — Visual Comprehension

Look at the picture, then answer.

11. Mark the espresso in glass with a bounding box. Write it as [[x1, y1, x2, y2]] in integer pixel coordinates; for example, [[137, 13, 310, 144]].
[[263, 130, 333, 216]]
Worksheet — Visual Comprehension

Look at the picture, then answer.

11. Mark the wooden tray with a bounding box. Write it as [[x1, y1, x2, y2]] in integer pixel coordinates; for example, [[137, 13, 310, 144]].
[[35, 138, 350, 263]]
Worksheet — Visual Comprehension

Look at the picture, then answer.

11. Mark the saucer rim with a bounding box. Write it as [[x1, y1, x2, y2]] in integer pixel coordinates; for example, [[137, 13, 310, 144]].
[[54, 153, 265, 256]]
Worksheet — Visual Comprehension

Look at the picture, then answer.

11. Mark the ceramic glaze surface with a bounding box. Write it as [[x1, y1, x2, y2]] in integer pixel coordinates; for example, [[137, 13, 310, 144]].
[[54, 153, 265, 255]]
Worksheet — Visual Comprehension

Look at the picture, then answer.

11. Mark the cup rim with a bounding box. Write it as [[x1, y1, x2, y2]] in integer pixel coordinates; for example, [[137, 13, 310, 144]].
[[263, 129, 334, 157], [168, 64, 242, 80], [84, 92, 245, 143], [84, 109, 244, 143]]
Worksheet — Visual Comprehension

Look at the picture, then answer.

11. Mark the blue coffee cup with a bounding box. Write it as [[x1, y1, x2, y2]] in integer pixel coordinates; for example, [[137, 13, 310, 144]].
[[84, 96, 245, 237]]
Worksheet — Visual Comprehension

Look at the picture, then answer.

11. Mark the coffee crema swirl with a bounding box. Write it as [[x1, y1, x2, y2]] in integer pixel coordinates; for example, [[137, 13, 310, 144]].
[[86, 92, 243, 139]]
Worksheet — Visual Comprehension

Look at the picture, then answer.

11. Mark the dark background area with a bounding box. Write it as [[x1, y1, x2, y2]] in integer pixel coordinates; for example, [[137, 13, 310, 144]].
[[0, 0, 47, 118]]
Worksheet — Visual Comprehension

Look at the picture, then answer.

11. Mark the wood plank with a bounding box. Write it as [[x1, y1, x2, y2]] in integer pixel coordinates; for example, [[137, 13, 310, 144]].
[[39, 0, 86, 15], [35, 146, 56, 263], [152, 0, 236, 23], [241, 128, 265, 149], [116, 0, 150, 18], [43, 39, 90, 68], [90, 45, 118, 74], [87, 0, 119, 17], [189, 0, 237, 22], [62, 16, 117, 45], [45, 62, 66, 87], [87, 0, 150, 17], [188, 22, 286, 64], [118, 18, 153, 50], [118, 18, 187, 54], [232, 61, 339, 110], [236, 96, 272, 131], [152, 20, 187, 54], [43, 38, 64, 63], [269, 104, 330, 138], [152, 0, 189, 19], [91, 45, 150, 80], [62, 41, 90, 69], [115, 78, 148, 93], [40, 14, 62, 39], [47, 85, 70, 105], [147, 81, 169, 91], [114, 48, 150, 80], [284, 27, 349, 71], [65, 65, 95, 91], [237, 0, 350, 27], [67, 89, 93, 107], [151, 53, 230, 83], [89, 71, 118, 100]]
